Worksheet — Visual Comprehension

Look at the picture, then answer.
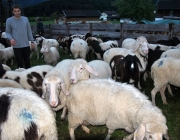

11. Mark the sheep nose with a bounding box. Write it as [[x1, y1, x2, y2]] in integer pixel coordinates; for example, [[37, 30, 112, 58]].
[[51, 101, 57, 107], [70, 79, 74, 84]]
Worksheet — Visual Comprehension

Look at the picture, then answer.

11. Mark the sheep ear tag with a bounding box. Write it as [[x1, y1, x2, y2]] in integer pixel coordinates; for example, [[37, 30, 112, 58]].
[[85, 65, 99, 76]]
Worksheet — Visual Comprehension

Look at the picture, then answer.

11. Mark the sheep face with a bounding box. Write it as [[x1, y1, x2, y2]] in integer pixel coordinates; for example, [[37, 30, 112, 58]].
[[42, 75, 68, 107], [69, 61, 99, 84], [139, 41, 149, 55], [134, 36, 149, 56], [40, 45, 49, 53], [69, 63, 90, 84], [134, 123, 168, 140]]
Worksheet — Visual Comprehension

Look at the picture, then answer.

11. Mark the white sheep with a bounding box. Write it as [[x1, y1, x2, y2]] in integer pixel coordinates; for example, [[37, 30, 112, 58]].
[[0, 79, 24, 88], [151, 57, 180, 106], [67, 78, 169, 140], [69, 59, 100, 84], [69, 59, 111, 84], [70, 38, 89, 59], [1, 31, 7, 38], [0, 43, 5, 49], [42, 38, 59, 49], [2, 64, 11, 71], [160, 48, 180, 59], [0, 63, 53, 96], [0, 47, 14, 65], [88, 60, 112, 79], [148, 44, 174, 51], [40, 45, 60, 66], [0, 87, 58, 140], [15, 67, 26, 72], [29, 41, 39, 59], [122, 36, 149, 56], [42, 59, 74, 119]]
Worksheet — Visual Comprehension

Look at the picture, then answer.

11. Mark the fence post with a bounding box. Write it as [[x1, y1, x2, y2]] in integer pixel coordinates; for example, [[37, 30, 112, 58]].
[[89, 23, 92, 35], [120, 23, 124, 45], [66, 23, 69, 36], [169, 23, 174, 39]]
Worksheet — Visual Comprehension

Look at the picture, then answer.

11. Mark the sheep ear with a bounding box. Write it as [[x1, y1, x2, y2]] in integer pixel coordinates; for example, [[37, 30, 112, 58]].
[[42, 82, 46, 99], [84, 64, 99, 76], [61, 83, 69, 96], [133, 124, 145, 140], [132, 39, 140, 52], [164, 132, 169, 140]]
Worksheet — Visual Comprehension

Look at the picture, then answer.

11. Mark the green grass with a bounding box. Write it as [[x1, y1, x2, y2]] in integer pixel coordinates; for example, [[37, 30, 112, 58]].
[[6, 47, 180, 140]]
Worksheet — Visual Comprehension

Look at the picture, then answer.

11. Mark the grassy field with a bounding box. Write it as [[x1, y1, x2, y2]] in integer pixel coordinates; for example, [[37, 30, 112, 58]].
[[6, 47, 180, 140]]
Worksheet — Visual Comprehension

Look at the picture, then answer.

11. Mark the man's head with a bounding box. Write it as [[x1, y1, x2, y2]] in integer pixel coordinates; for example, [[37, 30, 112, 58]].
[[12, 4, 21, 18]]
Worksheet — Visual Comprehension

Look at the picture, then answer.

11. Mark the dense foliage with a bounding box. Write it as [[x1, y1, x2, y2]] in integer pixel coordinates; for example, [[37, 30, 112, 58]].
[[112, 0, 156, 21]]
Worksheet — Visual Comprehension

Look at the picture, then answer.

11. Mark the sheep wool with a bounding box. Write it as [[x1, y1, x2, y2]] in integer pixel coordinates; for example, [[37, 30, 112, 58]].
[[67, 79, 168, 140], [151, 57, 180, 105], [0, 87, 58, 140], [70, 38, 89, 59]]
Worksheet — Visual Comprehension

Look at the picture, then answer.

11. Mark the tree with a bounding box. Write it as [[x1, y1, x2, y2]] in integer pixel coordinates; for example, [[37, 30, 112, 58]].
[[112, 0, 155, 21]]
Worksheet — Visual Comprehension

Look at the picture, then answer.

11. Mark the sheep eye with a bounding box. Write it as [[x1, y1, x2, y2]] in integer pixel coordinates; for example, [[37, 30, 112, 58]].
[[57, 83, 61, 90], [149, 135, 152, 139]]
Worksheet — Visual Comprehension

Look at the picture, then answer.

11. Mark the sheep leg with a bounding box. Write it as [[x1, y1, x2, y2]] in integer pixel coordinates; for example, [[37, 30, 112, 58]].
[[160, 85, 168, 104], [167, 84, 173, 96], [69, 127, 76, 140], [138, 81, 142, 90], [37, 51, 39, 59], [60, 106, 67, 120], [151, 88, 159, 106], [104, 129, 114, 140], [81, 125, 90, 133], [123, 133, 134, 140]]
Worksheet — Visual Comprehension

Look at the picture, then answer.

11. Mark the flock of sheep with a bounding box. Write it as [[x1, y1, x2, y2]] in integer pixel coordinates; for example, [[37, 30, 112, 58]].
[[0, 30, 180, 140]]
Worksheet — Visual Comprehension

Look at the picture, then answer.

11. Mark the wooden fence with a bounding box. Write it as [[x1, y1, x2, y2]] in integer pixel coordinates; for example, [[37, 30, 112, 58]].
[[32, 23, 180, 44]]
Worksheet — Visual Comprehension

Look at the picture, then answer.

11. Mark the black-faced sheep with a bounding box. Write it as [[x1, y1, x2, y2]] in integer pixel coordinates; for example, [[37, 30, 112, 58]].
[[110, 54, 142, 88], [156, 36, 180, 46]]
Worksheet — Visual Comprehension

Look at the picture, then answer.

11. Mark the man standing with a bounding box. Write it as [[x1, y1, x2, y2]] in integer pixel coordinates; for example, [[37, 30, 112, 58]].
[[6, 4, 34, 69], [36, 17, 44, 36]]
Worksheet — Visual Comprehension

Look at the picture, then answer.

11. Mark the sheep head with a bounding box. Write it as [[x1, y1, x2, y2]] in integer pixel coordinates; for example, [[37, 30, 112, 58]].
[[69, 59, 99, 84], [42, 74, 69, 107], [133, 36, 149, 56]]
